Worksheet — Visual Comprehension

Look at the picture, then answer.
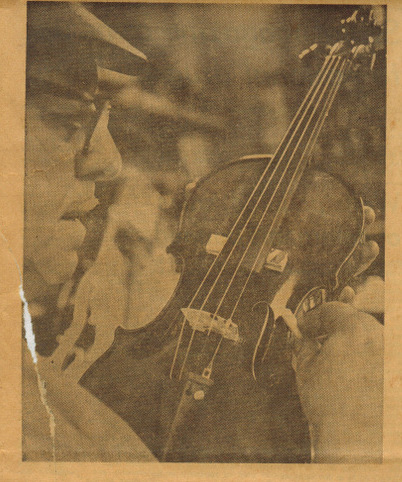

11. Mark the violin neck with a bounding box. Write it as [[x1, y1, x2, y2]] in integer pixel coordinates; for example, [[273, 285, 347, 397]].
[[271, 54, 349, 178], [184, 54, 352, 311], [240, 54, 351, 270]]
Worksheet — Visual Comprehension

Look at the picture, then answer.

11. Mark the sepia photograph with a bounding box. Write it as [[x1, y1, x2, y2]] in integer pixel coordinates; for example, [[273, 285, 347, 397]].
[[18, 0, 386, 466]]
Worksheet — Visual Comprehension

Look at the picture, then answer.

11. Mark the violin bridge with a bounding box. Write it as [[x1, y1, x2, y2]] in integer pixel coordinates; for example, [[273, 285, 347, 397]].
[[181, 307, 240, 343], [205, 234, 288, 272]]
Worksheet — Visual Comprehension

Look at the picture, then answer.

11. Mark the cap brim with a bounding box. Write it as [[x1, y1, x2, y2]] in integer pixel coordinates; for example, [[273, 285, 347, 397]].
[[28, 2, 148, 76]]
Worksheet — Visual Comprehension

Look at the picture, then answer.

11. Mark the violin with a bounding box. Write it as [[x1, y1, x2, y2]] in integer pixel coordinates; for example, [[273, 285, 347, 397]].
[[80, 8, 384, 462]]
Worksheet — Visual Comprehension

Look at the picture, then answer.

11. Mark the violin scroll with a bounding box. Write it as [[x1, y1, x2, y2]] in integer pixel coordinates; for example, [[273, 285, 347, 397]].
[[299, 6, 385, 71]]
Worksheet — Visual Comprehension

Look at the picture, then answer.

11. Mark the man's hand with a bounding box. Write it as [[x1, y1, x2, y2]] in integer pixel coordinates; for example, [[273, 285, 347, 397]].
[[292, 205, 383, 463], [293, 302, 383, 463]]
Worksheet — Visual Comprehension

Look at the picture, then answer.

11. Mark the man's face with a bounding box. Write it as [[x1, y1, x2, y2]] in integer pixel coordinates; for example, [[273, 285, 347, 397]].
[[24, 83, 122, 302]]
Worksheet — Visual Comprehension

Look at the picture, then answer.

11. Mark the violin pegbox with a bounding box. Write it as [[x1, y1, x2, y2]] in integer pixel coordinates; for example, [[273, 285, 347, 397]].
[[300, 7, 385, 69], [340, 6, 385, 70]]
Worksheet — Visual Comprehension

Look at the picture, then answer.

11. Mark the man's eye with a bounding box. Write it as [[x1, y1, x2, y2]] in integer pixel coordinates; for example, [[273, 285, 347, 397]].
[[42, 112, 90, 138], [62, 116, 91, 142], [39, 95, 96, 133]]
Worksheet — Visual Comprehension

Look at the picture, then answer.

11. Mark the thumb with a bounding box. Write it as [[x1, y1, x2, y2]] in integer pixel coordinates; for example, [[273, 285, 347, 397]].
[[297, 301, 358, 340], [291, 334, 322, 380]]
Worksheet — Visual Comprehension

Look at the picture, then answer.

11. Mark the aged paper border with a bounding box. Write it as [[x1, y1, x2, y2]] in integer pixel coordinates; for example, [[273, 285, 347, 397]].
[[0, 0, 400, 479]]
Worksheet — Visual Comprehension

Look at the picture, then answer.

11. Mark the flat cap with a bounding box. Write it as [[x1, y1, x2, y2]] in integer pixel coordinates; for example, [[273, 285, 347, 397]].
[[28, 2, 147, 76]]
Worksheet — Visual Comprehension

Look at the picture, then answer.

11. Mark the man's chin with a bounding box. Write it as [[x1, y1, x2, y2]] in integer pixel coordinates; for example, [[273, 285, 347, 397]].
[[24, 252, 78, 302]]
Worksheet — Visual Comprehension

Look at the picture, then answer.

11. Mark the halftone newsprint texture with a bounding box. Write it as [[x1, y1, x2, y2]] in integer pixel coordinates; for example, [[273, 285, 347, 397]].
[[1, 1, 402, 480]]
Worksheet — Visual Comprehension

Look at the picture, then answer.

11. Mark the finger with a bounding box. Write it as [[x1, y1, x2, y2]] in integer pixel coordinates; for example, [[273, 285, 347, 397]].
[[72, 276, 93, 329], [296, 305, 323, 339], [362, 240, 380, 263], [363, 205, 376, 225], [52, 279, 93, 370], [299, 301, 357, 338], [339, 285, 355, 304], [353, 276, 384, 313], [354, 240, 379, 277]]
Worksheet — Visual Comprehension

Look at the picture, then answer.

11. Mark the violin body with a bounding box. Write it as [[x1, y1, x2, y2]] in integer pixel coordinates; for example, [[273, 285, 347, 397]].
[[80, 155, 364, 462]]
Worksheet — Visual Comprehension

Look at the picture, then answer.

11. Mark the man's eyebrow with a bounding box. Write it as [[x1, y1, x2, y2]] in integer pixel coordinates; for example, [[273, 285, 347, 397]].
[[27, 77, 96, 103], [39, 95, 98, 117]]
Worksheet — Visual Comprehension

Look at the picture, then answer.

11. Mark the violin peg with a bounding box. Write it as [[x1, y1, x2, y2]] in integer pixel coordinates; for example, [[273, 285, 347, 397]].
[[298, 43, 318, 60], [370, 52, 377, 72], [349, 10, 358, 23]]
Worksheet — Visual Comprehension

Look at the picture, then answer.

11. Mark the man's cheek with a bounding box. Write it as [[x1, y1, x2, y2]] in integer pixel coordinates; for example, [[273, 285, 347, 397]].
[[25, 124, 79, 191], [29, 220, 86, 284], [32, 247, 79, 285], [25, 168, 69, 226], [39, 251, 80, 285]]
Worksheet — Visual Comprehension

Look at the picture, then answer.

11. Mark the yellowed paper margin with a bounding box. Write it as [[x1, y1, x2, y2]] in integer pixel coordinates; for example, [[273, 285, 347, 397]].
[[0, 1, 400, 480]]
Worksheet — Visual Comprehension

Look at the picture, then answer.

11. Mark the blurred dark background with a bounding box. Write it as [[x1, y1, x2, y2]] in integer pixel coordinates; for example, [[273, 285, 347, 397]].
[[89, 3, 385, 277], [89, 2, 385, 234]]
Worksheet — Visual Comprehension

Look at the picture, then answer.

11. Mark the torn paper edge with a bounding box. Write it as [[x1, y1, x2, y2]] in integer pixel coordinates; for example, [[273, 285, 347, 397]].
[[0, 231, 56, 462]]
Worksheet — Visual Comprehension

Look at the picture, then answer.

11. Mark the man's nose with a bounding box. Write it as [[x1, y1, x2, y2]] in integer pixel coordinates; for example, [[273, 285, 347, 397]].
[[75, 102, 122, 181]]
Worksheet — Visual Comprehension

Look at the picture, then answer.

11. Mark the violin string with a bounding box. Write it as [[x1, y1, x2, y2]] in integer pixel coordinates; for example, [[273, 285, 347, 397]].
[[169, 312, 188, 378], [169, 56, 336, 378], [303, 61, 351, 166], [178, 328, 196, 380], [170, 54, 338, 378], [195, 58, 349, 378], [196, 57, 342, 326], [205, 336, 223, 375], [182, 54, 334, 311], [225, 58, 349, 323], [210, 56, 347, 324], [197, 57, 338, 313], [171, 55, 339, 379], [193, 57, 347, 376]]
